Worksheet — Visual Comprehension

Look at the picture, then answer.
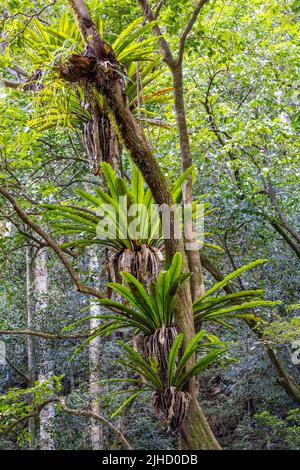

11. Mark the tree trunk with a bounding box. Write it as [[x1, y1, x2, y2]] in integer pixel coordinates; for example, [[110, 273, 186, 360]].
[[264, 347, 300, 404], [88, 247, 103, 449], [26, 245, 36, 449], [65, 0, 220, 450], [180, 395, 221, 450], [172, 63, 205, 300], [33, 247, 55, 450], [138, 0, 205, 300], [270, 220, 300, 261]]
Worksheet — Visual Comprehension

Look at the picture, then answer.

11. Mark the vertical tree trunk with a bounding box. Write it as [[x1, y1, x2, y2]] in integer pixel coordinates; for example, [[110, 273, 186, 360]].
[[180, 395, 221, 450], [65, 0, 221, 450], [88, 247, 103, 450], [138, 0, 205, 300], [33, 247, 55, 450], [26, 245, 36, 449], [172, 64, 205, 300]]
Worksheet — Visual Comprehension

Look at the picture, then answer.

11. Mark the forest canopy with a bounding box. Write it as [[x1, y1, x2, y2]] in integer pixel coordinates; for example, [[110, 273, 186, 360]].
[[0, 0, 299, 451]]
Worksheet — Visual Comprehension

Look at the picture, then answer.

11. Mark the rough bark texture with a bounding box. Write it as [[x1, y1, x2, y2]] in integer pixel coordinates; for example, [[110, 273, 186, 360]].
[[66, 0, 220, 450], [88, 247, 103, 449], [33, 248, 55, 450], [172, 65, 205, 299], [84, 103, 120, 174], [26, 245, 36, 449], [139, 0, 205, 301], [180, 395, 221, 450]]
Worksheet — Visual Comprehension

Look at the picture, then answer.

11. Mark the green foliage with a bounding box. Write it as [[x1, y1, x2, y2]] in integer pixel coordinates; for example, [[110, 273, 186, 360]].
[[0, 376, 63, 444], [256, 408, 300, 450], [112, 332, 225, 416], [263, 313, 300, 346], [193, 259, 281, 328], [42, 163, 198, 252], [0, 0, 299, 451], [72, 253, 190, 335], [21, 14, 172, 131]]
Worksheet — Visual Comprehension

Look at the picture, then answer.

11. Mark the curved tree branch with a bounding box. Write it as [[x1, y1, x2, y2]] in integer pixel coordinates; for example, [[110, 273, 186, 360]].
[[0, 186, 105, 299], [59, 398, 133, 449], [138, 0, 175, 66], [0, 329, 90, 340], [0, 396, 133, 449], [177, 0, 210, 65]]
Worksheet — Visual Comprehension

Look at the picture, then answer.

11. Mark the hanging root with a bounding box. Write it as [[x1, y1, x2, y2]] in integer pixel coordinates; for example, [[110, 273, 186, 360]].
[[143, 325, 189, 433], [84, 117, 102, 175], [135, 244, 164, 285], [142, 325, 178, 384], [152, 387, 190, 434], [84, 109, 120, 175]]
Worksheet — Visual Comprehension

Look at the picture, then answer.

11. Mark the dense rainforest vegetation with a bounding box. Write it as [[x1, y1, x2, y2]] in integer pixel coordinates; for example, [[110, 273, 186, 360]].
[[0, 0, 299, 451]]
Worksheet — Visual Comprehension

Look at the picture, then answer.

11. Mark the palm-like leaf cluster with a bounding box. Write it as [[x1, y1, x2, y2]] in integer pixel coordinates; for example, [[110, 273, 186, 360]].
[[113, 331, 224, 430], [96, 252, 190, 335], [64, 253, 280, 430], [23, 14, 172, 132], [42, 163, 196, 252], [119, 330, 224, 392], [65, 256, 280, 338]]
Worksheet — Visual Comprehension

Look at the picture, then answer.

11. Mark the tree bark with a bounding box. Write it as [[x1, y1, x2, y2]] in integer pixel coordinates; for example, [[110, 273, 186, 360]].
[[88, 247, 103, 449], [172, 64, 205, 299], [65, 0, 220, 450], [33, 247, 55, 450], [139, 0, 205, 300], [263, 346, 300, 404], [26, 245, 36, 449], [270, 220, 300, 261], [180, 395, 220, 450]]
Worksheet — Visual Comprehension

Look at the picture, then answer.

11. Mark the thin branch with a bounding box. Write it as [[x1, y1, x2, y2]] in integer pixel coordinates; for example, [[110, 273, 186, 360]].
[[138, 0, 175, 66], [0, 396, 133, 449], [0, 329, 91, 340], [3, 2, 57, 44], [7, 64, 28, 78], [59, 398, 133, 449], [0, 187, 105, 299], [154, 0, 165, 18], [0, 399, 58, 437], [1, 79, 21, 89], [266, 174, 300, 244], [270, 220, 300, 261], [236, 86, 254, 110], [177, 0, 210, 65]]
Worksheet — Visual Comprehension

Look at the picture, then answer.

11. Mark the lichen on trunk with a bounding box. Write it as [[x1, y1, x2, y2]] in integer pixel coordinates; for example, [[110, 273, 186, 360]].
[[63, 0, 221, 450]]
